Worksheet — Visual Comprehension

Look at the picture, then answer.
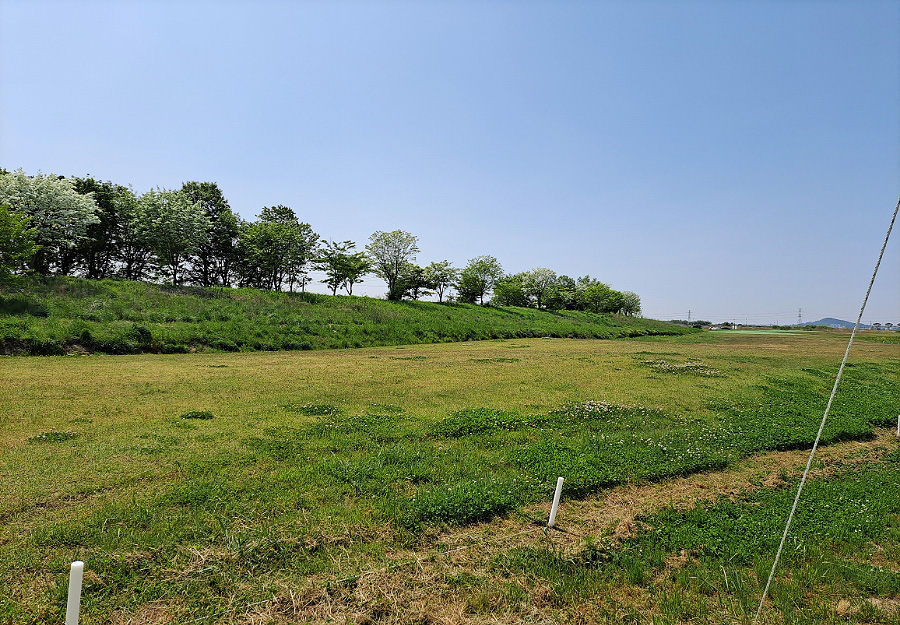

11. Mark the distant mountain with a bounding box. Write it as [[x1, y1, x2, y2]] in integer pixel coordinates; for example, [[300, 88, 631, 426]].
[[796, 318, 869, 329]]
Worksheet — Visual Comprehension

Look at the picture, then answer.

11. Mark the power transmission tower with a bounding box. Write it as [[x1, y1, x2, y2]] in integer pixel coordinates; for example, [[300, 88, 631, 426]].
[[688, 310, 691, 323], [797, 308, 803, 326]]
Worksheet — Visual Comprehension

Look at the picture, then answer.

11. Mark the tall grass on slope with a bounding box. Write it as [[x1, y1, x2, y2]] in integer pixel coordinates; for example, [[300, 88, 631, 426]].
[[0, 276, 691, 354]]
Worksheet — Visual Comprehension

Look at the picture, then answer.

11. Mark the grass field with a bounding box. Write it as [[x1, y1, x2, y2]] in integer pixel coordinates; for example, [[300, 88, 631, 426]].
[[720, 330, 805, 336], [1, 331, 899, 624]]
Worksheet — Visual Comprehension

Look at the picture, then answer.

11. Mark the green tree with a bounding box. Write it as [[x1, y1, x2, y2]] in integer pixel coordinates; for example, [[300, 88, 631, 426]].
[[422, 260, 458, 303], [366, 230, 420, 300], [0, 204, 39, 281], [181, 181, 240, 287], [580, 280, 625, 314], [71, 176, 134, 279], [316, 240, 370, 296], [236, 220, 278, 289], [283, 222, 319, 293], [136, 189, 210, 286], [522, 267, 557, 309], [491, 273, 529, 307], [115, 188, 154, 281], [457, 255, 503, 305], [397, 262, 433, 300], [544, 275, 577, 310], [237, 205, 318, 291], [0, 169, 99, 274]]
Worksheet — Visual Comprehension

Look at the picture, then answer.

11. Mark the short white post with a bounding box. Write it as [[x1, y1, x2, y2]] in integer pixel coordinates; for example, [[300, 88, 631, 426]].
[[548, 477, 564, 527], [896, 414, 899, 437], [65, 561, 84, 625]]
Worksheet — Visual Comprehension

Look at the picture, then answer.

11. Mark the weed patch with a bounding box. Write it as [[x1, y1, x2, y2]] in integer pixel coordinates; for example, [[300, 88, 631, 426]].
[[640, 358, 722, 376], [430, 408, 530, 438], [470, 357, 521, 363], [367, 403, 403, 415], [179, 411, 214, 420], [399, 475, 534, 529], [244, 426, 305, 460], [27, 430, 79, 443], [306, 412, 402, 439], [282, 403, 340, 416]]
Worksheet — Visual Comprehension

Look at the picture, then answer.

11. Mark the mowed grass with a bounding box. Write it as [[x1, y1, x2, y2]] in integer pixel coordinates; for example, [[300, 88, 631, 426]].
[[1, 331, 899, 623]]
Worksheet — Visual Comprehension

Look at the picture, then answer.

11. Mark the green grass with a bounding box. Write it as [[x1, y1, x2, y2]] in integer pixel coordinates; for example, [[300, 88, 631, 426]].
[[0, 275, 691, 355], [497, 459, 900, 623], [1, 333, 898, 623]]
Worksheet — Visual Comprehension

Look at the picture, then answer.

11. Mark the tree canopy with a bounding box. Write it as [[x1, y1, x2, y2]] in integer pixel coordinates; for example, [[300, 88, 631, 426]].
[[0, 169, 99, 275], [366, 230, 419, 300], [237, 205, 318, 291], [457, 255, 503, 305], [136, 189, 210, 286], [0, 167, 646, 312], [316, 240, 370, 296], [71, 176, 133, 279], [522, 267, 557, 309], [0, 204, 39, 281], [182, 181, 240, 287], [423, 260, 458, 303]]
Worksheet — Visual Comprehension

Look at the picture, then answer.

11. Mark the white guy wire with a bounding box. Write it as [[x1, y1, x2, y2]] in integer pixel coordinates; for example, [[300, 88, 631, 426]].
[[754, 197, 900, 622]]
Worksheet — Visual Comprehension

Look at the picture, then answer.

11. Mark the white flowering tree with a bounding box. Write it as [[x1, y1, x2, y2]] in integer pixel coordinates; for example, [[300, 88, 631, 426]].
[[0, 169, 99, 274], [522, 267, 558, 309], [620, 291, 642, 316], [136, 189, 210, 286]]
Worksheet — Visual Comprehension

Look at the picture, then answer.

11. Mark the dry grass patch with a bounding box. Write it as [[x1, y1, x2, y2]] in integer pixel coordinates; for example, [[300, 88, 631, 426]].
[[109, 601, 177, 625]]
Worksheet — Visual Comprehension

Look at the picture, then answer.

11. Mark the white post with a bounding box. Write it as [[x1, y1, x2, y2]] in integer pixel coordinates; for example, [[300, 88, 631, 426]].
[[65, 561, 84, 625], [896, 414, 899, 437], [548, 477, 564, 527]]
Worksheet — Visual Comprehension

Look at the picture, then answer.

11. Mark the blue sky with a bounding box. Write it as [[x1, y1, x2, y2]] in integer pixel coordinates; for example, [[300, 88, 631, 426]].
[[1, 0, 897, 324]]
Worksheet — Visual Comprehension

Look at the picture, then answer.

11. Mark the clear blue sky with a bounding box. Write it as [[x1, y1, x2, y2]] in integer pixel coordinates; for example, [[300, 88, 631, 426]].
[[1, 0, 897, 324]]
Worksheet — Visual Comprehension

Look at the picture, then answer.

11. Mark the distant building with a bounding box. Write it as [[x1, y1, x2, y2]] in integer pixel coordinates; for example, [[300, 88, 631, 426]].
[[872, 323, 883, 331], [885, 322, 894, 331]]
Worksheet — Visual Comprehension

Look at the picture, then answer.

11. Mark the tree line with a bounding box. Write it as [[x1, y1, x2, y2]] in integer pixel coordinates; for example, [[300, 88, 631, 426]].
[[0, 169, 640, 315]]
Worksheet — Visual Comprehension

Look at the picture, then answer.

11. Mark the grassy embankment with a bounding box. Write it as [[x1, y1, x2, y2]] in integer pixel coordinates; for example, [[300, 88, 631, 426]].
[[0, 276, 690, 355], [2, 331, 899, 623]]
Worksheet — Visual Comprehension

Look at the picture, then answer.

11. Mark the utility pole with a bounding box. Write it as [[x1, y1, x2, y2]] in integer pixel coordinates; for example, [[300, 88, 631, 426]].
[[797, 308, 802, 326]]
